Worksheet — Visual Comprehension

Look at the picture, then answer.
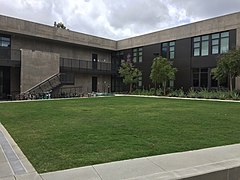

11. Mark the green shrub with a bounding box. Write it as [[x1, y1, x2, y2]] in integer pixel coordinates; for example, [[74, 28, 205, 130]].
[[229, 91, 240, 100], [168, 88, 185, 97], [130, 87, 239, 101], [187, 88, 198, 98], [156, 88, 164, 96]]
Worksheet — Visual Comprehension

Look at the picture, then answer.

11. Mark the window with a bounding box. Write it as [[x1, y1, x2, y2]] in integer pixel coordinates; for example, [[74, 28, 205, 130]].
[[211, 32, 229, 55], [161, 43, 168, 58], [193, 68, 200, 87], [169, 80, 174, 88], [201, 36, 209, 56], [211, 33, 219, 54], [220, 32, 229, 53], [138, 75, 142, 87], [0, 36, 11, 48], [132, 47, 143, 63], [161, 41, 175, 60], [192, 68, 208, 88], [193, 36, 209, 56], [194, 31, 229, 56], [200, 68, 208, 87], [193, 37, 201, 56], [169, 41, 175, 60]]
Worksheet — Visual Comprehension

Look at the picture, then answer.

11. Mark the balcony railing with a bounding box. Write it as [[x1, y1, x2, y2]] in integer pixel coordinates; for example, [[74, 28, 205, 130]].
[[60, 58, 112, 74]]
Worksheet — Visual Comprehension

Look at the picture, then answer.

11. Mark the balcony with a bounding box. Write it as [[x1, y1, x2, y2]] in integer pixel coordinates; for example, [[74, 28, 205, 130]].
[[0, 48, 21, 67], [60, 58, 112, 75]]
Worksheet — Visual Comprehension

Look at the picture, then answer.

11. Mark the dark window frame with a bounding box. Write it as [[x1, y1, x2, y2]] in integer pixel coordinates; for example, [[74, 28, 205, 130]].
[[132, 47, 143, 63], [161, 41, 175, 60], [211, 31, 229, 55], [193, 35, 209, 57]]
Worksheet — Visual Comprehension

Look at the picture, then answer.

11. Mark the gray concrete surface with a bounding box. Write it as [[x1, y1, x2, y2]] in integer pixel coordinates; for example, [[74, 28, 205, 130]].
[[0, 123, 42, 180], [0, 15, 117, 50], [117, 12, 240, 50], [20, 49, 60, 93], [40, 144, 240, 180]]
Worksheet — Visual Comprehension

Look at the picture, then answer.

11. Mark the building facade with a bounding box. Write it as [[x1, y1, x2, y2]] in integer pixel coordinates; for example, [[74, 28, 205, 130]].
[[0, 12, 240, 99]]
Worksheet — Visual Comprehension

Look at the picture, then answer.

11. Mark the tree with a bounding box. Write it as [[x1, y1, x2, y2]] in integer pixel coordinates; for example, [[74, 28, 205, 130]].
[[118, 62, 141, 93], [213, 48, 240, 92], [54, 21, 66, 29], [150, 56, 177, 95]]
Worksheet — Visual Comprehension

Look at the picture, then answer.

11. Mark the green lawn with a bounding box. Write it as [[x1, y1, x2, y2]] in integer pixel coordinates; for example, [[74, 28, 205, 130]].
[[0, 97, 239, 173]]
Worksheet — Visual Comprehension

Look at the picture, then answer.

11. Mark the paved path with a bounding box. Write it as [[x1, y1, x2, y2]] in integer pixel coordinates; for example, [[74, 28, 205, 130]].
[[40, 144, 240, 180], [115, 94, 240, 103], [0, 123, 42, 180]]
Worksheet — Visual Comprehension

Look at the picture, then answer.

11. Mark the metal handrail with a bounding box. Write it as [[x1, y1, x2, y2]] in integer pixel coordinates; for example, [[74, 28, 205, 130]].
[[22, 73, 61, 94]]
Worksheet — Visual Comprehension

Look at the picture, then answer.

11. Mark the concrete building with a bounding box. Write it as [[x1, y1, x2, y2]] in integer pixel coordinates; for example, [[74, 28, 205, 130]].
[[0, 12, 240, 99]]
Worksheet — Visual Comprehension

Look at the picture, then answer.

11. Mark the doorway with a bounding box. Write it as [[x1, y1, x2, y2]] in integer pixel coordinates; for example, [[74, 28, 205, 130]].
[[92, 76, 97, 92]]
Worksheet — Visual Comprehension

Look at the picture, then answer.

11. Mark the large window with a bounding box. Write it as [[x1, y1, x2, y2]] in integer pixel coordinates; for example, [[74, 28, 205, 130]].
[[169, 41, 175, 59], [193, 31, 229, 56], [161, 41, 175, 60], [193, 36, 209, 56], [211, 33, 220, 54], [193, 37, 200, 56], [0, 36, 11, 48], [211, 32, 229, 54], [192, 68, 208, 88], [201, 36, 209, 56], [138, 75, 142, 87], [220, 32, 229, 53], [132, 47, 143, 63]]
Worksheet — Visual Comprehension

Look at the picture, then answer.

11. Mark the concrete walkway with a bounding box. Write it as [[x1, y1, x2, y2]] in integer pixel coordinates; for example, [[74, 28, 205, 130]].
[[1, 123, 240, 180], [40, 144, 240, 180], [0, 123, 42, 180], [115, 94, 240, 103]]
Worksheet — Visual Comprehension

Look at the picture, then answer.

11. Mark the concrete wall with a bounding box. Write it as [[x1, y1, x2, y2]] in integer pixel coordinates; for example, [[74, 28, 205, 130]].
[[1, 12, 240, 52], [0, 15, 116, 50], [60, 73, 111, 94], [117, 12, 240, 50], [11, 35, 111, 63], [20, 49, 59, 93]]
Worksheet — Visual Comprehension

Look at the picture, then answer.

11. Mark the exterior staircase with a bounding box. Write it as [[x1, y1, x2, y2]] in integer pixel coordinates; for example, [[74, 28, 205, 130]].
[[19, 73, 73, 99]]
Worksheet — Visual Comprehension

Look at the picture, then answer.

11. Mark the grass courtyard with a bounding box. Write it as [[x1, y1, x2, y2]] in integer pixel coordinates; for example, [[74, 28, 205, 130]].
[[0, 96, 239, 173]]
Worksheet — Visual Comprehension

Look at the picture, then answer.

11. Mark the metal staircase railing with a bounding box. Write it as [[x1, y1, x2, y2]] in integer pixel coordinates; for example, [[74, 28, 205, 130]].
[[19, 73, 62, 99]]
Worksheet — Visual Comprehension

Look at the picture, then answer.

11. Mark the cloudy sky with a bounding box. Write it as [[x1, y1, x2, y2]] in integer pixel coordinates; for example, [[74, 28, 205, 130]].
[[0, 0, 240, 40]]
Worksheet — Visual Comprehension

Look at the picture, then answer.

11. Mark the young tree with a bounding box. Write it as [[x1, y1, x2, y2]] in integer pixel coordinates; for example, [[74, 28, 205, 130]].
[[118, 62, 141, 93], [213, 48, 240, 91], [150, 56, 177, 95]]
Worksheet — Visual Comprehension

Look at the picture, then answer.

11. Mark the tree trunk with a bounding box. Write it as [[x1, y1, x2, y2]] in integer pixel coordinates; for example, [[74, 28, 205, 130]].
[[129, 83, 132, 93], [154, 82, 157, 95], [229, 74, 233, 92], [163, 81, 166, 96]]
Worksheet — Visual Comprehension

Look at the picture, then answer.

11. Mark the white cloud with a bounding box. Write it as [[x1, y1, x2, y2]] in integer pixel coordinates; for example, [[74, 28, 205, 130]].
[[0, 0, 240, 40]]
